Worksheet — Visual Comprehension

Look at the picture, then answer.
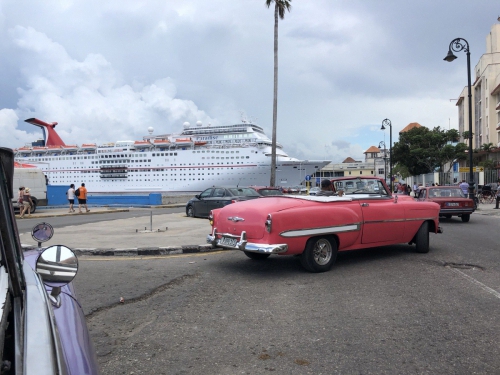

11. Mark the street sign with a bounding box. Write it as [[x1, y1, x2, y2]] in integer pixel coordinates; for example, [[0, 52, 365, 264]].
[[458, 167, 484, 172], [305, 175, 311, 181]]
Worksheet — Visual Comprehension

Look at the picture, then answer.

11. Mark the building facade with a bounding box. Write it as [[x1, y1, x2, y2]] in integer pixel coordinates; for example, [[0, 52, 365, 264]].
[[456, 22, 500, 181]]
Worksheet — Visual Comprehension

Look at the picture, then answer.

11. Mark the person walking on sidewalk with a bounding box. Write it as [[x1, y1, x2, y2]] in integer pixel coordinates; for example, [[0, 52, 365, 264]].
[[77, 183, 90, 213], [495, 181, 500, 209], [67, 184, 76, 213], [19, 187, 33, 218]]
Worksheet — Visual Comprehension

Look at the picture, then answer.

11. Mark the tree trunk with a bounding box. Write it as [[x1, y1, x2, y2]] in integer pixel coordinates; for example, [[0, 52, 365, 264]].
[[270, 3, 279, 187]]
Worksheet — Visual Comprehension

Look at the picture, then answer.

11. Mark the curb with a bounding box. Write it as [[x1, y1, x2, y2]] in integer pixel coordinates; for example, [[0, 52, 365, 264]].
[[22, 244, 223, 257]]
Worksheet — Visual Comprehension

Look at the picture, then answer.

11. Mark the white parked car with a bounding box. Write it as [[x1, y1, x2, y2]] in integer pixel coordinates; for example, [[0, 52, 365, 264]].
[[309, 187, 320, 195]]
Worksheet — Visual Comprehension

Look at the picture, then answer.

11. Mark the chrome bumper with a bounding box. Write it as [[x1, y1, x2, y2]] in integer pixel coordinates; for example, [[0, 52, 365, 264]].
[[439, 208, 475, 215], [207, 229, 288, 254]]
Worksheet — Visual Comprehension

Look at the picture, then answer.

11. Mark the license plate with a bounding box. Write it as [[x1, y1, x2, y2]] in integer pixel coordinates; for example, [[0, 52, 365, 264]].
[[446, 202, 460, 207], [219, 236, 238, 248]]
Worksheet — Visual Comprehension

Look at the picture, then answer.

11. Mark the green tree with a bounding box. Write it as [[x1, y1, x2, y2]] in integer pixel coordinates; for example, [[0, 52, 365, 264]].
[[481, 142, 495, 152], [266, 0, 292, 186], [392, 126, 467, 176]]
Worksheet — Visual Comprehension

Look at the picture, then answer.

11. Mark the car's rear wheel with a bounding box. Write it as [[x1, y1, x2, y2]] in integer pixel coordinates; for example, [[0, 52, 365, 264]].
[[300, 236, 337, 273], [244, 251, 271, 260], [186, 205, 195, 217], [461, 214, 470, 223], [415, 221, 429, 253]]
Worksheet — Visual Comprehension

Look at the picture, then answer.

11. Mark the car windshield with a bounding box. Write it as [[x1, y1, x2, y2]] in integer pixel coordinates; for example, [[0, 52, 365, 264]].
[[333, 178, 389, 196], [228, 188, 261, 197]]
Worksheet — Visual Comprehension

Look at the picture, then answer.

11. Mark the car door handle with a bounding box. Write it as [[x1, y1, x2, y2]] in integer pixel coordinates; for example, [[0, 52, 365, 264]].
[[361, 203, 369, 207]]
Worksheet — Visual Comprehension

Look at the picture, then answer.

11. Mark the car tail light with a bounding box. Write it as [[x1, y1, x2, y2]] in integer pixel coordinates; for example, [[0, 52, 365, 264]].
[[265, 214, 272, 233]]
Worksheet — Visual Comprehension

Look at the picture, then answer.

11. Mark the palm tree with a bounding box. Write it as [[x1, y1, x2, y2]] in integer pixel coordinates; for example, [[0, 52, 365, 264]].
[[265, 0, 292, 186]]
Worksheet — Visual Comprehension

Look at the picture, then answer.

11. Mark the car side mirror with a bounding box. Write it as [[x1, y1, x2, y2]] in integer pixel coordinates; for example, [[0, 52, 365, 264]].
[[31, 222, 54, 247], [36, 245, 79, 286], [195, 194, 201, 199]]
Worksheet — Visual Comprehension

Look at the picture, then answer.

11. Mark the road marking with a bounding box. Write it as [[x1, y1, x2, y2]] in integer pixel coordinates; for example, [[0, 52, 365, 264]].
[[448, 267, 500, 300], [79, 250, 227, 261]]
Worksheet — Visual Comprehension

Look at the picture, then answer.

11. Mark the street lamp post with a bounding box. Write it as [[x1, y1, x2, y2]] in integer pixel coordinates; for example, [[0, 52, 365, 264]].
[[444, 38, 474, 199], [378, 141, 387, 183], [381, 119, 392, 192]]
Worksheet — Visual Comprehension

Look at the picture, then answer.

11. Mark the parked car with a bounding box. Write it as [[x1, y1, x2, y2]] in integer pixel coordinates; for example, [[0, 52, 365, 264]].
[[207, 176, 442, 273], [250, 186, 284, 196], [186, 186, 261, 218], [309, 187, 320, 195], [0, 147, 99, 374], [416, 186, 475, 222]]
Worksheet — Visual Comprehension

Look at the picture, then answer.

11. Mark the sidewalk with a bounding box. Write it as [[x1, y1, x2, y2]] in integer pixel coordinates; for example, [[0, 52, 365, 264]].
[[19, 204, 218, 257]]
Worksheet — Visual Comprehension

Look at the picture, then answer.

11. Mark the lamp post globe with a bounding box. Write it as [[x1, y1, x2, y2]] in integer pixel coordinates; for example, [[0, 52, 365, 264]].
[[444, 38, 474, 199]]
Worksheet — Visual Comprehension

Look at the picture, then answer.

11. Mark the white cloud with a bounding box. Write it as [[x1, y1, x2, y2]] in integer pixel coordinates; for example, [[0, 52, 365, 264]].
[[3, 25, 214, 147]]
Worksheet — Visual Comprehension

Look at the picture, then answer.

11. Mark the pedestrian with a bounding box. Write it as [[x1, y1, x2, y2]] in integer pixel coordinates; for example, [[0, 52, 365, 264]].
[[459, 179, 469, 196], [67, 184, 76, 213], [18, 186, 25, 206], [19, 187, 33, 218], [76, 183, 90, 213], [495, 180, 500, 209], [413, 182, 418, 196], [316, 179, 335, 196]]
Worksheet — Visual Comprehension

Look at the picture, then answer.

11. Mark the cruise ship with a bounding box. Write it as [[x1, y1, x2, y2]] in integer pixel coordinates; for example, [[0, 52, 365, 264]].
[[14, 118, 330, 193]]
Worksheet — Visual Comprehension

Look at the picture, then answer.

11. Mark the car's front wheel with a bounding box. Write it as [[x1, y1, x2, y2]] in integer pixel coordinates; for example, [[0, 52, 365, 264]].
[[186, 205, 195, 218], [461, 214, 470, 223], [244, 251, 271, 260], [300, 236, 337, 273], [29, 198, 38, 214], [415, 221, 429, 253]]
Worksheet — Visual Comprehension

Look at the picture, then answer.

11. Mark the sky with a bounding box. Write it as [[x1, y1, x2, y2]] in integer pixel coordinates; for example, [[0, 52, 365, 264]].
[[0, 0, 499, 163]]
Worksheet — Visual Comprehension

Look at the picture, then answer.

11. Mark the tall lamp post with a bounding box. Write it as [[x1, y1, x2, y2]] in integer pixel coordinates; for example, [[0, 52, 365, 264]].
[[444, 38, 474, 199], [378, 141, 387, 183], [381, 119, 392, 192]]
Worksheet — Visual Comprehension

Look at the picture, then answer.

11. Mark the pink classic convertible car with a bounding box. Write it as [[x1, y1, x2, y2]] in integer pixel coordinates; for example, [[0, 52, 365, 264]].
[[207, 177, 442, 273]]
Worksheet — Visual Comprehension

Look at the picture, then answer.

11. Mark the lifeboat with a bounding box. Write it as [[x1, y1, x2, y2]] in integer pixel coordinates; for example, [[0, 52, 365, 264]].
[[46, 145, 63, 153], [133, 140, 152, 149], [17, 147, 32, 152], [153, 139, 171, 146], [32, 146, 48, 153], [61, 145, 79, 152], [174, 138, 193, 146], [194, 141, 207, 146], [80, 143, 97, 151]]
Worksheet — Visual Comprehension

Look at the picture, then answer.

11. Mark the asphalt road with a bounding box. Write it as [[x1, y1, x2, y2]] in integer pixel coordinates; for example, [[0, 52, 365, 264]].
[[72, 213, 500, 375]]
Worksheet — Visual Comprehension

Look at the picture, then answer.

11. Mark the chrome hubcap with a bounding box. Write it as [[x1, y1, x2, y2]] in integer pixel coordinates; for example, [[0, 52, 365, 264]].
[[313, 239, 332, 265]]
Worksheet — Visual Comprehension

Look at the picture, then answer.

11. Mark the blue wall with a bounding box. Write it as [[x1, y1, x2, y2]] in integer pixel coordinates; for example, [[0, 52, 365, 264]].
[[47, 185, 162, 206]]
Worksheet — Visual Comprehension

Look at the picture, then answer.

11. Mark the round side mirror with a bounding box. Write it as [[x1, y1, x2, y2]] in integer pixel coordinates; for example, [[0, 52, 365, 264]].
[[36, 245, 79, 286], [31, 223, 54, 243]]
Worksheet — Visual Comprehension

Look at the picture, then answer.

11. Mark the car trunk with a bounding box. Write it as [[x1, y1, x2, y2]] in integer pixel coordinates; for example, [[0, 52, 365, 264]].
[[215, 197, 307, 240], [434, 198, 470, 209]]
